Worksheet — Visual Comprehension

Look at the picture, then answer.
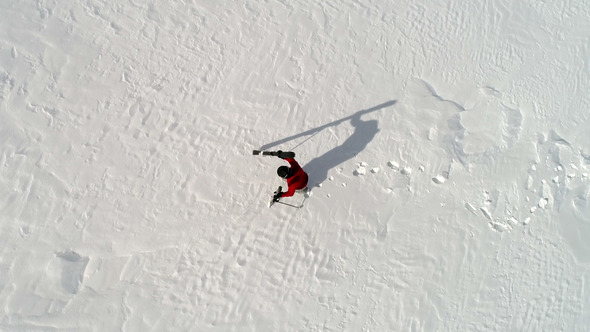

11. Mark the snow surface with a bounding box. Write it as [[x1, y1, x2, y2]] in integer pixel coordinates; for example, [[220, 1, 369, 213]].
[[1, 0, 589, 331]]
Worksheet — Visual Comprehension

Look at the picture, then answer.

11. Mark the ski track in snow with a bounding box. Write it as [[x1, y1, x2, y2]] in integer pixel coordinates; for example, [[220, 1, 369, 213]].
[[0, 0, 589, 331]]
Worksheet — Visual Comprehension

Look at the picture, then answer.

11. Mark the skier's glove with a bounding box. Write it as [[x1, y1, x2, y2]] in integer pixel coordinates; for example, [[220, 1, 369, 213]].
[[273, 192, 282, 202], [277, 150, 285, 159]]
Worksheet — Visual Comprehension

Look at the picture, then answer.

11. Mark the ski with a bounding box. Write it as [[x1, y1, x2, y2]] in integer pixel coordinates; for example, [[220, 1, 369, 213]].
[[269, 186, 282, 208], [253, 150, 295, 159]]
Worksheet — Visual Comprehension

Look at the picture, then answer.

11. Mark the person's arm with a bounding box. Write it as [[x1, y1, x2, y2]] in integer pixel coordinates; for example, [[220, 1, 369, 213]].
[[280, 185, 296, 198], [285, 158, 301, 171]]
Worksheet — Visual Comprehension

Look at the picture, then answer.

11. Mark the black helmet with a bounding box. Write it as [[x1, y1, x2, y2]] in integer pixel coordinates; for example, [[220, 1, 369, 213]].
[[277, 166, 290, 178]]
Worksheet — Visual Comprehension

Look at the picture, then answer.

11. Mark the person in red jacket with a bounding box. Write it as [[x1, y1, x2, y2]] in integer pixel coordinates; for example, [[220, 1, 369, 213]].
[[273, 153, 309, 202]]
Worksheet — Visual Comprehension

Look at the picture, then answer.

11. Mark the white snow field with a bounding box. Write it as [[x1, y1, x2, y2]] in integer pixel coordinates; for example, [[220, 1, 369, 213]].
[[1, 0, 589, 331]]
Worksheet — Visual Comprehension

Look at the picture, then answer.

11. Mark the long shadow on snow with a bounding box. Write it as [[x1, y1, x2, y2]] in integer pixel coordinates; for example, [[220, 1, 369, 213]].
[[260, 100, 396, 186]]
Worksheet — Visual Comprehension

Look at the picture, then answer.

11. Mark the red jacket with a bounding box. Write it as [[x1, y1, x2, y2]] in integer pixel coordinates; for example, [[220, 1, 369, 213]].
[[280, 158, 308, 197]]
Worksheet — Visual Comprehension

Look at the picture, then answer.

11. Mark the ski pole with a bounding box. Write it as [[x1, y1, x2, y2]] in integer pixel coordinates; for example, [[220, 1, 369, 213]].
[[289, 129, 322, 151], [277, 201, 302, 209]]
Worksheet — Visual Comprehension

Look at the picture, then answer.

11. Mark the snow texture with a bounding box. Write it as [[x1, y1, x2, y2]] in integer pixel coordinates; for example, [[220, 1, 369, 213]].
[[1, 0, 589, 331]]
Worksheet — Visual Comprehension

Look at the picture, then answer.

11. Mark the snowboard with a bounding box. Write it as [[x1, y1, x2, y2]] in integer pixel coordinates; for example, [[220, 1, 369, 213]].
[[253, 150, 295, 158]]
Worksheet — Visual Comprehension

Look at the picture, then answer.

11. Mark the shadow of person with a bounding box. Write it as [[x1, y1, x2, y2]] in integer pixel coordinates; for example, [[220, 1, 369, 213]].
[[303, 112, 379, 186], [258, 100, 395, 186], [259, 100, 396, 152]]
